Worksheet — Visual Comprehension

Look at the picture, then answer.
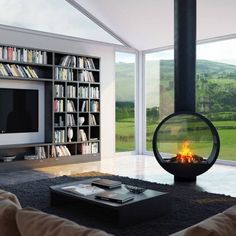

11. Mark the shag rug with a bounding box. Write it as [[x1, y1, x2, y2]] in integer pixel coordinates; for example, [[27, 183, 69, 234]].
[[1, 171, 236, 236]]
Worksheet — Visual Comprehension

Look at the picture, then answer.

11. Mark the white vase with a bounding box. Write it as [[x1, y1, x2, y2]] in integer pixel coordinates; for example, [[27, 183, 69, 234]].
[[67, 127, 73, 142], [79, 117, 85, 126]]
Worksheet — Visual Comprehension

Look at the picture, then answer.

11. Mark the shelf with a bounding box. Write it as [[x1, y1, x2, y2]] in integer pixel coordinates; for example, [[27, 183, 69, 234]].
[[0, 76, 53, 82], [0, 59, 53, 67], [0, 43, 100, 171]]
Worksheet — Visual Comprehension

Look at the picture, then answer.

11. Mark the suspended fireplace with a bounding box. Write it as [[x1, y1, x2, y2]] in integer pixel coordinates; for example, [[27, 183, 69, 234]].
[[152, 0, 220, 181], [153, 112, 220, 181]]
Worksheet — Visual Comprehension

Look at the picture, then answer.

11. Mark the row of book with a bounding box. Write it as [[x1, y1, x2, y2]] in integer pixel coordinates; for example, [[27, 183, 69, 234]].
[[59, 55, 76, 68], [0, 63, 38, 78], [67, 100, 76, 112], [0, 46, 48, 64], [54, 99, 64, 112], [35, 146, 47, 159], [78, 86, 89, 98], [78, 129, 87, 141], [67, 85, 76, 98], [67, 114, 76, 126], [54, 115, 64, 127], [54, 130, 65, 143], [90, 101, 99, 112], [80, 100, 89, 112], [51, 145, 71, 157], [79, 70, 95, 82], [78, 57, 96, 69], [55, 67, 74, 81], [54, 84, 64, 97], [89, 114, 97, 126], [79, 142, 99, 154], [90, 87, 99, 99]]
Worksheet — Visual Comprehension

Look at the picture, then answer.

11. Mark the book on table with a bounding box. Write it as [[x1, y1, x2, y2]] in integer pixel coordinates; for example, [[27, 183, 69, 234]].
[[91, 179, 122, 189], [61, 184, 105, 196], [95, 191, 134, 204]]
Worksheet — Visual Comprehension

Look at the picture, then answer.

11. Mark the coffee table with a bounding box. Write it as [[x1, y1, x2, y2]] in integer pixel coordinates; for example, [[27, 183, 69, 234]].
[[50, 178, 171, 226]]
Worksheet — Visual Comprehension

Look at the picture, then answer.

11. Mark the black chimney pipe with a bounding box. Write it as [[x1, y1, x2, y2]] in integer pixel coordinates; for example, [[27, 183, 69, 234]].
[[174, 0, 196, 112]]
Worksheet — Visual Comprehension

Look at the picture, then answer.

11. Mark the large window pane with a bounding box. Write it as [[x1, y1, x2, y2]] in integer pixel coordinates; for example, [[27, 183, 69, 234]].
[[145, 50, 174, 151], [196, 38, 236, 161], [115, 52, 135, 152]]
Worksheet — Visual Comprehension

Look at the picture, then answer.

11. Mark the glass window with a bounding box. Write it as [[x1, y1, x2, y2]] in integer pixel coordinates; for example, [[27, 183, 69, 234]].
[[196, 38, 236, 161], [0, 0, 122, 45], [115, 52, 136, 152], [145, 50, 174, 151]]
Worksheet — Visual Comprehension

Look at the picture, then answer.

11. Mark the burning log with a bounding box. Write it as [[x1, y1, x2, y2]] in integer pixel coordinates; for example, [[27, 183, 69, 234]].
[[164, 140, 207, 164]]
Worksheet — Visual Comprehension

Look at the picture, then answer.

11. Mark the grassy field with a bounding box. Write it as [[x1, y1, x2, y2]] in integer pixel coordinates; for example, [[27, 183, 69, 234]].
[[116, 118, 236, 161]]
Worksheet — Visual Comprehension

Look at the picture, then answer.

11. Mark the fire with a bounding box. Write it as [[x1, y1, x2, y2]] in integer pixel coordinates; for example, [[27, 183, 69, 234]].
[[176, 140, 194, 163]]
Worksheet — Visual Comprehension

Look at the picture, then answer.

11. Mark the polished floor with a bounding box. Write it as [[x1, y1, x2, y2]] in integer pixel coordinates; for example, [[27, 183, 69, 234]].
[[0, 155, 236, 197]]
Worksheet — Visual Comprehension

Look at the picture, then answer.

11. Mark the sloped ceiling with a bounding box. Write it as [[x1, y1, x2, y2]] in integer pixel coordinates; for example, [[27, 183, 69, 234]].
[[73, 0, 236, 51]]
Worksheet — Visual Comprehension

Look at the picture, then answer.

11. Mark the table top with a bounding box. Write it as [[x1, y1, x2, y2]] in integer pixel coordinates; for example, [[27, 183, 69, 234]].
[[50, 178, 169, 209]]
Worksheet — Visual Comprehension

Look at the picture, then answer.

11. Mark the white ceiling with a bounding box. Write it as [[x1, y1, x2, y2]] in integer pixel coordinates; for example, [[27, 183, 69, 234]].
[[74, 0, 236, 51]]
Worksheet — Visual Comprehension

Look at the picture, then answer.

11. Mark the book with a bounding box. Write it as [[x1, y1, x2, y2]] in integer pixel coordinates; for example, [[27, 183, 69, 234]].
[[62, 184, 105, 196], [95, 192, 134, 203], [91, 179, 122, 189]]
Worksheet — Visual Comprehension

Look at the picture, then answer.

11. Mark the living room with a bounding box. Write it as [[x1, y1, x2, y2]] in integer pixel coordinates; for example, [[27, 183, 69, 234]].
[[0, 0, 236, 235]]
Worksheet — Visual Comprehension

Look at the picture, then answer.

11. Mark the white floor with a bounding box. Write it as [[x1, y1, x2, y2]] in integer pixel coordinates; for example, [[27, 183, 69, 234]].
[[1, 155, 236, 197]]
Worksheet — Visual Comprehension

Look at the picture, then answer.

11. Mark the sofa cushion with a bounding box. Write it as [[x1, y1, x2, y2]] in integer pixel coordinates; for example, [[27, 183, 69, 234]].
[[16, 207, 113, 236], [170, 206, 236, 236], [0, 198, 21, 236], [0, 189, 21, 207]]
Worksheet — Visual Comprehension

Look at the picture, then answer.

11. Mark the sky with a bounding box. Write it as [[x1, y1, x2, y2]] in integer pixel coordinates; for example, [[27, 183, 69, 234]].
[[0, 0, 121, 45]]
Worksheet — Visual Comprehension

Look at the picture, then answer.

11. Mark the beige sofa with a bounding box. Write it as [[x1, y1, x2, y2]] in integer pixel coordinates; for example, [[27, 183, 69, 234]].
[[0, 189, 112, 236], [170, 205, 236, 236]]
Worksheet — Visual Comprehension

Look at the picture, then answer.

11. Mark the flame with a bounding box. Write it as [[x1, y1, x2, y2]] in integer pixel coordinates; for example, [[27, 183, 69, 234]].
[[176, 140, 194, 163]]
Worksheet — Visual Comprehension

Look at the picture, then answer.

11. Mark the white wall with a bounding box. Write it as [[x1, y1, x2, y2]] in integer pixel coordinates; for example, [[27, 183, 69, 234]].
[[0, 27, 116, 159]]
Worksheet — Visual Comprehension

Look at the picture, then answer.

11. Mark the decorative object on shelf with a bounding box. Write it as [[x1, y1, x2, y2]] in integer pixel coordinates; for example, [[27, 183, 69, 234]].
[[125, 184, 146, 194], [0, 155, 16, 162], [67, 127, 73, 142], [79, 117, 85, 126]]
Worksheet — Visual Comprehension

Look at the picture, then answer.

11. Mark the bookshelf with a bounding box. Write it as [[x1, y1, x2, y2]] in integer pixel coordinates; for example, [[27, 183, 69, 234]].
[[0, 44, 100, 171]]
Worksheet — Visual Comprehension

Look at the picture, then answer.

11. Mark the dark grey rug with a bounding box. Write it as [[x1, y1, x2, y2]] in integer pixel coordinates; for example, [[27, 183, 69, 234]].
[[1, 172, 236, 236]]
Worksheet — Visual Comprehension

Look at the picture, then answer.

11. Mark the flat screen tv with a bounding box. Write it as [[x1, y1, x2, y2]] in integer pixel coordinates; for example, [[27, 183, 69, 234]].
[[0, 88, 38, 133]]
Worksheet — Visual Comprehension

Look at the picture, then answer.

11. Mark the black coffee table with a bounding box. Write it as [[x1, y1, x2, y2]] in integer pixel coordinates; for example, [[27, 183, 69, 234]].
[[50, 178, 171, 226]]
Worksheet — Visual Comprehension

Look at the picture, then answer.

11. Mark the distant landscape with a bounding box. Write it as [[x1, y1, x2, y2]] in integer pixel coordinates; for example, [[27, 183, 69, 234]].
[[116, 59, 236, 160]]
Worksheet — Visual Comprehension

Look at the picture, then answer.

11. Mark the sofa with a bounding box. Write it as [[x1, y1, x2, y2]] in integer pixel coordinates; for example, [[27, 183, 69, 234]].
[[170, 205, 236, 236], [0, 189, 112, 236]]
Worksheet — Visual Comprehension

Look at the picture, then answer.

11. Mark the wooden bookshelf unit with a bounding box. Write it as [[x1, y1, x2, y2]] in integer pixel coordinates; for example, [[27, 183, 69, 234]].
[[0, 44, 100, 172]]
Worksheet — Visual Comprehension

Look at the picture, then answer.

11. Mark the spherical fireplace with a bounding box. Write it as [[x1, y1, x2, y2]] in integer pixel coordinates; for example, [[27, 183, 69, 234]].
[[152, 112, 220, 181]]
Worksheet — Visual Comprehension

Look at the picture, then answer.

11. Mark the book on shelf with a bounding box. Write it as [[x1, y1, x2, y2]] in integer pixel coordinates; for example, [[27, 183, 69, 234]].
[[95, 192, 134, 204], [90, 87, 99, 99], [54, 84, 64, 97], [54, 130, 65, 143], [78, 57, 96, 69], [0, 46, 48, 64], [62, 184, 105, 196], [59, 55, 76, 67], [89, 114, 97, 125], [67, 100, 76, 112], [78, 129, 87, 141], [80, 143, 91, 154], [67, 85, 76, 98], [0, 63, 38, 78], [54, 99, 64, 112], [52, 145, 71, 157], [66, 114, 76, 126], [78, 86, 89, 98], [81, 100, 89, 112], [78, 71, 95, 82], [55, 67, 74, 81], [35, 146, 47, 159], [91, 142, 99, 154], [91, 179, 121, 189], [90, 100, 99, 112]]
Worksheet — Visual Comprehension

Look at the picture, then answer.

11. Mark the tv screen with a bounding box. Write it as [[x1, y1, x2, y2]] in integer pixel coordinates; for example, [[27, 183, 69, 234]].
[[0, 88, 38, 133]]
